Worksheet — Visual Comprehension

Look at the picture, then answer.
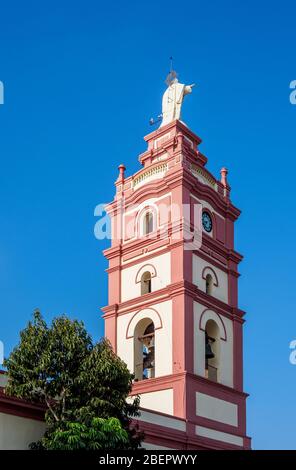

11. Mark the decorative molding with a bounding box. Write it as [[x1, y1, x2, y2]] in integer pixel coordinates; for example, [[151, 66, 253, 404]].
[[126, 307, 163, 339], [0, 389, 45, 422], [131, 371, 186, 395], [107, 161, 241, 222], [199, 308, 227, 341], [201, 266, 219, 287], [102, 281, 245, 323], [135, 264, 157, 283], [133, 163, 168, 189], [191, 163, 217, 189]]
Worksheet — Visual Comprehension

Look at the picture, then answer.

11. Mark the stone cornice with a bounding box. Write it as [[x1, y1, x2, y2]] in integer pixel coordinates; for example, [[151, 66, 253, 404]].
[[101, 280, 245, 321], [104, 229, 242, 270], [199, 234, 243, 265], [131, 371, 185, 395], [130, 370, 248, 399], [106, 150, 241, 222]]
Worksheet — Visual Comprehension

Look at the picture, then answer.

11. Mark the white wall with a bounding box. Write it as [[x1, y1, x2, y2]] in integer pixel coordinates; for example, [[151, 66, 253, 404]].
[[193, 302, 233, 387], [192, 255, 228, 303], [195, 425, 243, 447], [196, 392, 238, 426], [121, 252, 171, 302], [117, 301, 172, 378], [138, 408, 186, 431], [0, 412, 45, 450], [138, 389, 174, 415]]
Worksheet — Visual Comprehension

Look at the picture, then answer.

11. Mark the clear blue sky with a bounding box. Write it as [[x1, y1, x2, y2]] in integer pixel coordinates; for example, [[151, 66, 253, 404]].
[[0, 0, 295, 449]]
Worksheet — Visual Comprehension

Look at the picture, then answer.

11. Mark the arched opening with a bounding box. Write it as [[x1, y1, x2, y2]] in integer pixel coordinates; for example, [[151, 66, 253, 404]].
[[143, 211, 154, 235], [205, 274, 213, 295], [134, 318, 155, 381], [141, 271, 152, 295], [205, 319, 220, 382]]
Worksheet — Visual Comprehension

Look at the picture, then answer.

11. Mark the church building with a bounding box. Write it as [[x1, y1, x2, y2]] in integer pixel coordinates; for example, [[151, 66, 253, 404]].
[[0, 74, 251, 450], [102, 73, 251, 450]]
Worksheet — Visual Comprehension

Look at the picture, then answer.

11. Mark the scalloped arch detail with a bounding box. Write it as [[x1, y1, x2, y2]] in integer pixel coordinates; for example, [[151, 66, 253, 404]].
[[135, 264, 157, 283], [126, 308, 162, 339], [202, 266, 219, 287], [199, 309, 227, 341]]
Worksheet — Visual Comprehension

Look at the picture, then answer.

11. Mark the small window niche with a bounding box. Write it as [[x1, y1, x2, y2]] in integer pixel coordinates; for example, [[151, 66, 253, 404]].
[[205, 274, 213, 295], [143, 211, 154, 235], [205, 320, 220, 383], [141, 271, 152, 295]]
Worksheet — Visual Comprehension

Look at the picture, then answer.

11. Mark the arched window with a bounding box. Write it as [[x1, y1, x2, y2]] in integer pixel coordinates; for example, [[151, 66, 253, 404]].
[[143, 212, 154, 235], [202, 267, 218, 295], [134, 319, 155, 381], [205, 274, 213, 295], [205, 320, 220, 382], [141, 271, 152, 295]]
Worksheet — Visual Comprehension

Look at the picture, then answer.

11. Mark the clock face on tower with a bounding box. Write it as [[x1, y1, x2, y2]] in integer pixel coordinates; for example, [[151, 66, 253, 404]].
[[202, 211, 212, 233]]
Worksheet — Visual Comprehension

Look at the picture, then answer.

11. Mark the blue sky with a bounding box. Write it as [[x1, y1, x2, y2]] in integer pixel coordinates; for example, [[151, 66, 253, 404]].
[[0, 0, 295, 449]]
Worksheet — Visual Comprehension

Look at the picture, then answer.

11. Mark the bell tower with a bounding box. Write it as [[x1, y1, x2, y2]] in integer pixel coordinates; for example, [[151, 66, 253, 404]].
[[102, 78, 251, 450]]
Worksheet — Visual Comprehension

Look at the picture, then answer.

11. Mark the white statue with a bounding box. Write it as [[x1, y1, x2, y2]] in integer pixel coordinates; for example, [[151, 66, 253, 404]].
[[160, 75, 195, 127]]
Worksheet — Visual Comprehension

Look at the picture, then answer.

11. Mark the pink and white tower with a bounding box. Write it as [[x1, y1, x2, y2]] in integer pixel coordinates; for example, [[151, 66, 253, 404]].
[[102, 77, 251, 450]]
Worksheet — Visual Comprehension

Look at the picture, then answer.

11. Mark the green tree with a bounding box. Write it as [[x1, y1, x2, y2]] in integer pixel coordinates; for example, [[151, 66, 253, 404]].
[[4, 311, 142, 450], [34, 418, 129, 450]]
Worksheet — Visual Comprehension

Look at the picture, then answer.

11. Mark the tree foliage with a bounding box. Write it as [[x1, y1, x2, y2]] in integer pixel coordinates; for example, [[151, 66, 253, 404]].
[[4, 311, 142, 449], [33, 418, 129, 450]]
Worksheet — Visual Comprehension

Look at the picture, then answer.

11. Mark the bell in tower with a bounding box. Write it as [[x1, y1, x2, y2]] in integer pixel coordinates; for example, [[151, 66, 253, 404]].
[[139, 323, 155, 380], [205, 332, 215, 360]]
